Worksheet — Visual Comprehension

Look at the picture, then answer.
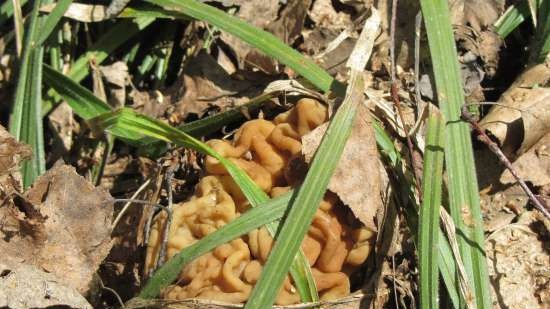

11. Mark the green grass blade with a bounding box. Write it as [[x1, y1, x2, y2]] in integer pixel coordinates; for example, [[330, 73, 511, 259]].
[[0, 0, 28, 28], [9, 0, 45, 189], [137, 92, 270, 157], [419, 1, 492, 308], [43, 64, 111, 119], [418, 111, 446, 309], [376, 118, 460, 309], [495, 4, 529, 38], [35, 0, 73, 46], [530, 0, 550, 63]]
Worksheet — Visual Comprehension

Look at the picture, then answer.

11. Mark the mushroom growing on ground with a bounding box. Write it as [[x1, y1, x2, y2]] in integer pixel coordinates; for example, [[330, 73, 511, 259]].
[[146, 98, 376, 305]]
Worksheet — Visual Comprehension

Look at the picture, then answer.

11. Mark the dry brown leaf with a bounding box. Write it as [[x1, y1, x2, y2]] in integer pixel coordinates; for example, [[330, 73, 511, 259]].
[[449, 0, 503, 31], [40, 3, 106, 22], [219, 0, 280, 67], [0, 257, 92, 309], [302, 103, 382, 231], [480, 62, 550, 156], [0, 164, 114, 295], [244, 0, 312, 73], [100, 61, 129, 108], [0, 125, 31, 195], [167, 51, 260, 119], [500, 132, 550, 187]]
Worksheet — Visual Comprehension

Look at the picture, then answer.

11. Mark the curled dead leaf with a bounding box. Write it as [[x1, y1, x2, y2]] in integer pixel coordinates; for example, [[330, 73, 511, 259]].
[[302, 103, 382, 231], [480, 62, 550, 156]]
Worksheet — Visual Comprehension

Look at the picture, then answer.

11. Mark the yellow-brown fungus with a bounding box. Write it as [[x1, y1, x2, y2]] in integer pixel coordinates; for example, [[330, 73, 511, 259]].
[[146, 98, 376, 305]]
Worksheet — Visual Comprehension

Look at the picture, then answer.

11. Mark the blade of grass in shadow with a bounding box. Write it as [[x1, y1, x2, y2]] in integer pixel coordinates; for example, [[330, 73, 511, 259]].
[[418, 111, 445, 309], [0, 0, 28, 28], [42, 63, 317, 301], [419, 1, 492, 308], [9, 0, 45, 189], [35, 0, 73, 46]]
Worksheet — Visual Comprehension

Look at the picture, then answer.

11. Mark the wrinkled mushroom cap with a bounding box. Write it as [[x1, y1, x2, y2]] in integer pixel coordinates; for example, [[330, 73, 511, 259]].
[[146, 98, 376, 305]]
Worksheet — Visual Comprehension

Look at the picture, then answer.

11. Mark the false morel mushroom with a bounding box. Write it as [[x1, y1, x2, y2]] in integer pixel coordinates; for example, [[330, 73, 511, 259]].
[[145, 98, 376, 305]]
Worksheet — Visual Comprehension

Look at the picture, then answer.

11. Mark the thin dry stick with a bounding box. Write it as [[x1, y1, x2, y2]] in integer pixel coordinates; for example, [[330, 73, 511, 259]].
[[97, 274, 125, 308], [111, 179, 151, 230], [389, 0, 423, 196], [11, 0, 23, 57], [460, 106, 550, 219], [155, 167, 176, 269]]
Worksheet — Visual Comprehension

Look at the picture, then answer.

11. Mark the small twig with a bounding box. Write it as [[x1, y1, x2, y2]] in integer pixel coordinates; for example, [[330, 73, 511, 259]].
[[156, 167, 177, 270], [97, 275, 125, 308], [390, 0, 398, 82], [460, 106, 550, 219], [111, 180, 152, 230]]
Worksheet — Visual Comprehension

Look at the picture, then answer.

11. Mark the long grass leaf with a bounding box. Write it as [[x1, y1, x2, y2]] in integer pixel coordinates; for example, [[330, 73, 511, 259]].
[[43, 64, 111, 118], [9, 0, 45, 189], [376, 119, 461, 309], [418, 111, 445, 309], [35, 0, 73, 46], [494, 4, 529, 38], [419, 1, 492, 308], [0, 0, 28, 28]]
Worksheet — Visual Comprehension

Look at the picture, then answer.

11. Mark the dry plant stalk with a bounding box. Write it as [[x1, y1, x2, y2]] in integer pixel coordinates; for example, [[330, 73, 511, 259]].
[[145, 98, 376, 305]]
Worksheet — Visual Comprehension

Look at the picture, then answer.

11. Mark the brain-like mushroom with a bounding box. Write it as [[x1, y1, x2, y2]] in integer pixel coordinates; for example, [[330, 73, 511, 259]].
[[146, 98, 376, 305]]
